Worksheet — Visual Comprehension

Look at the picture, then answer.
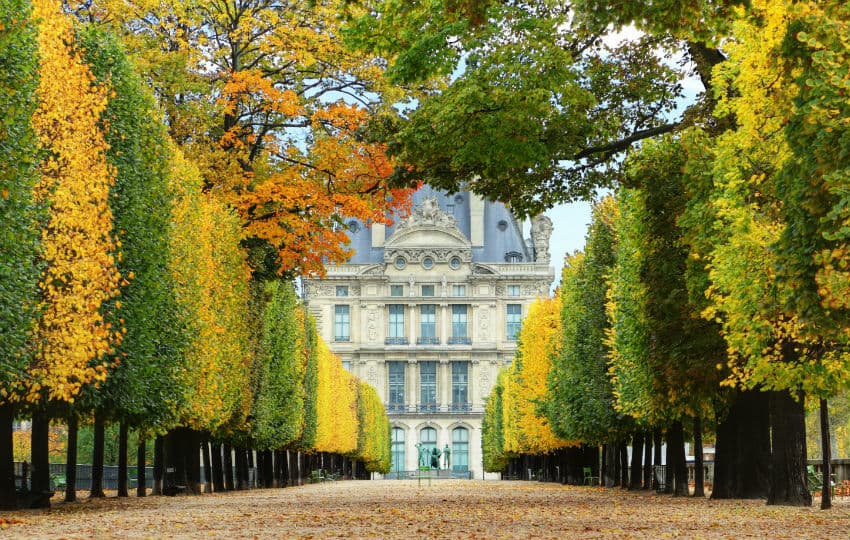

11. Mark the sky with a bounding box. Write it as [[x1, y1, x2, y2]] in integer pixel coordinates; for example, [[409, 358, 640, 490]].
[[540, 200, 593, 290]]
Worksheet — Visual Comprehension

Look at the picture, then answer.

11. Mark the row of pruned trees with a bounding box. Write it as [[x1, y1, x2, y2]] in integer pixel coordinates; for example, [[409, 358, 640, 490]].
[[1, 0, 392, 509]]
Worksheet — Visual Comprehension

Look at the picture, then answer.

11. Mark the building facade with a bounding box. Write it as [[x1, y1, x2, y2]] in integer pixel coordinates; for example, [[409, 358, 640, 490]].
[[304, 187, 554, 479]]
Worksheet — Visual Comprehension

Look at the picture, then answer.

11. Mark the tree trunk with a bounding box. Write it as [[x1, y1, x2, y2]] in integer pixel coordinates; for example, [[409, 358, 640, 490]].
[[30, 410, 50, 506], [820, 398, 832, 510], [602, 444, 616, 487], [211, 442, 224, 492], [153, 435, 164, 495], [65, 414, 78, 503], [667, 421, 688, 496], [767, 390, 811, 506], [0, 404, 15, 509], [136, 438, 146, 497], [185, 429, 202, 495], [117, 421, 128, 497], [202, 435, 213, 494], [262, 450, 274, 488], [711, 390, 770, 499], [619, 442, 629, 489], [643, 431, 652, 490], [235, 446, 246, 490], [90, 414, 106, 498], [629, 431, 643, 490], [223, 442, 234, 491], [693, 416, 705, 497], [653, 429, 662, 491]]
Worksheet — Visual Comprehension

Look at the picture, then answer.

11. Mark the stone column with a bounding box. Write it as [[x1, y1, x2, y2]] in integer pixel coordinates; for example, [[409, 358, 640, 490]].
[[440, 359, 450, 410], [440, 303, 448, 344], [408, 303, 416, 345], [407, 359, 417, 409]]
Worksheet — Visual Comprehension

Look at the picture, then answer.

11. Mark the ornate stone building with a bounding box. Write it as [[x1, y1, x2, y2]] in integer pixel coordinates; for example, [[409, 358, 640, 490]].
[[304, 187, 554, 479]]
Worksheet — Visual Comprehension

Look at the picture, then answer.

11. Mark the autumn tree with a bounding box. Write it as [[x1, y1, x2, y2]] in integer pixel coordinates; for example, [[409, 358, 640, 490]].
[[19, 0, 123, 504], [313, 340, 358, 456], [0, 0, 42, 509], [482, 370, 509, 473], [546, 197, 633, 487], [773, 0, 850, 509], [502, 296, 572, 456], [71, 25, 189, 499], [92, 0, 415, 279], [355, 382, 391, 474]]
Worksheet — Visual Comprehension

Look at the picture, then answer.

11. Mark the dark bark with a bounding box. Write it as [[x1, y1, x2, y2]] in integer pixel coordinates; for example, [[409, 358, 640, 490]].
[[0, 404, 14, 509], [693, 416, 705, 497], [643, 431, 652, 490], [629, 431, 643, 490], [65, 414, 77, 503], [261, 450, 273, 488], [820, 398, 832, 510], [211, 442, 224, 492], [274, 450, 284, 487], [223, 442, 234, 491], [30, 410, 50, 506], [667, 421, 688, 496], [185, 429, 202, 495], [153, 435, 164, 495], [90, 413, 106, 498], [201, 435, 213, 494], [619, 442, 629, 489], [117, 421, 128, 497], [136, 438, 146, 497], [767, 390, 811, 506], [711, 390, 770, 499]]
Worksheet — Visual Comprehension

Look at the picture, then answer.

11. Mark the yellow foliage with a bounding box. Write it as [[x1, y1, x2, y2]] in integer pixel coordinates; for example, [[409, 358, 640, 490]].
[[167, 146, 253, 433], [502, 296, 576, 455], [313, 339, 358, 454], [26, 0, 121, 404]]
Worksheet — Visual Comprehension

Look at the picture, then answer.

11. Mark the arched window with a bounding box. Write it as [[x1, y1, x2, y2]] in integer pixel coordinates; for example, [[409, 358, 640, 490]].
[[420, 427, 437, 454], [391, 427, 405, 477], [452, 427, 469, 472]]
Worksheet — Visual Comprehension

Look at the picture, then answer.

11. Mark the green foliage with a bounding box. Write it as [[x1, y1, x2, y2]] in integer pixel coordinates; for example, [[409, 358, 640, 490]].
[[0, 0, 42, 396], [355, 382, 391, 473], [481, 369, 508, 472], [78, 25, 187, 431], [606, 139, 725, 427], [298, 311, 319, 451], [546, 197, 628, 443], [347, 0, 683, 216], [252, 280, 305, 450]]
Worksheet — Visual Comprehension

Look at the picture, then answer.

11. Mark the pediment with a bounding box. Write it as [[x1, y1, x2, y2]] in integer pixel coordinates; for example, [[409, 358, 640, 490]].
[[385, 196, 471, 249]]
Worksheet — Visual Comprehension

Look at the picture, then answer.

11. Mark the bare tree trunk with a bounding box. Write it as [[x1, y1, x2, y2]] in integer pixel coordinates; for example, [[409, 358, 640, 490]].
[[223, 442, 234, 491], [117, 422, 128, 497], [89, 413, 106, 498], [767, 390, 811, 506], [643, 431, 652, 490], [821, 398, 832, 510], [64, 414, 77, 503], [211, 442, 224, 492], [693, 416, 705, 497], [153, 435, 164, 495], [136, 438, 146, 497], [201, 435, 213, 494], [629, 431, 643, 490], [0, 404, 15, 509]]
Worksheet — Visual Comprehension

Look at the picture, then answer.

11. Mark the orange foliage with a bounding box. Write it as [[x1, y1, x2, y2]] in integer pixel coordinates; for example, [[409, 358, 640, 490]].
[[24, 0, 121, 404]]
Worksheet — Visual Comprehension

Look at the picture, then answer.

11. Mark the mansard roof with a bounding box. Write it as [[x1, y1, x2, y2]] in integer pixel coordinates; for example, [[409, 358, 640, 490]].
[[345, 186, 534, 264]]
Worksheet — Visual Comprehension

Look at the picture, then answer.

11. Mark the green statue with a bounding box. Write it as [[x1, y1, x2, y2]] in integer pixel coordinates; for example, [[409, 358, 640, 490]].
[[415, 443, 428, 468], [430, 446, 441, 469], [443, 444, 451, 469]]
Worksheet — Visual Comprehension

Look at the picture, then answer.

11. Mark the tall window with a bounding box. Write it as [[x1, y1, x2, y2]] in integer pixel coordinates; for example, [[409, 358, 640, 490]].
[[507, 284, 521, 297], [390, 284, 404, 297], [450, 304, 469, 343], [421, 284, 435, 297], [392, 427, 405, 475], [334, 305, 350, 341], [387, 304, 405, 343], [451, 362, 468, 410], [419, 304, 437, 344], [419, 361, 437, 410], [452, 427, 469, 472], [420, 427, 438, 464], [506, 304, 522, 341], [388, 361, 405, 411], [452, 284, 466, 297]]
